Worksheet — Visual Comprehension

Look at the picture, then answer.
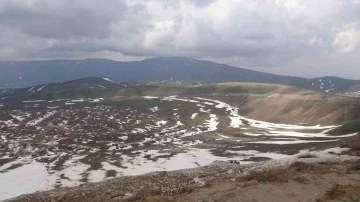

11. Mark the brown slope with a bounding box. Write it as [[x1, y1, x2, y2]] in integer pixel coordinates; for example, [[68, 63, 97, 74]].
[[110, 82, 360, 125]]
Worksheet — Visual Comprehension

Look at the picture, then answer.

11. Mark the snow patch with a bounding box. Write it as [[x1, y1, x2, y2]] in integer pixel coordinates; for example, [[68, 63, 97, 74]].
[[0, 161, 48, 201], [103, 78, 115, 83], [150, 106, 159, 112], [37, 84, 48, 91], [142, 96, 158, 99], [190, 113, 198, 119]]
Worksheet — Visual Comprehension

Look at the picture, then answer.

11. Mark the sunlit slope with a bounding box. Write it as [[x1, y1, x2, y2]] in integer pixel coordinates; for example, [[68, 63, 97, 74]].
[[107, 82, 360, 125]]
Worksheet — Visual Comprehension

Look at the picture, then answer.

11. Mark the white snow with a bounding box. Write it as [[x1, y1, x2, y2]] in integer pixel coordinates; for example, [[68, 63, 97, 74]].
[[243, 131, 355, 139], [161, 96, 200, 103], [176, 121, 184, 126], [156, 120, 167, 126], [249, 139, 338, 145], [0, 161, 48, 201], [26, 86, 35, 93], [118, 148, 296, 176], [103, 78, 115, 83], [199, 108, 211, 113], [23, 100, 47, 103], [149, 106, 159, 112], [190, 113, 198, 119], [37, 84, 48, 91], [322, 147, 349, 154], [142, 96, 158, 99], [48, 99, 71, 102], [88, 98, 104, 102], [26, 111, 56, 126], [203, 101, 214, 105], [119, 149, 236, 176], [12, 115, 26, 122], [255, 152, 290, 159], [230, 116, 243, 128], [71, 99, 85, 102], [205, 114, 218, 131]]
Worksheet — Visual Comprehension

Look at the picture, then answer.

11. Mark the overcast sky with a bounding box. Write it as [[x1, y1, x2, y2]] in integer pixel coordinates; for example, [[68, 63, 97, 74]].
[[0, 0, 359, 79]]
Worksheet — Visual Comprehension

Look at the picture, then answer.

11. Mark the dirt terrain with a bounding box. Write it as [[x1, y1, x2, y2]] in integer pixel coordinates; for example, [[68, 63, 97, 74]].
[[134, 162, 360, 202]]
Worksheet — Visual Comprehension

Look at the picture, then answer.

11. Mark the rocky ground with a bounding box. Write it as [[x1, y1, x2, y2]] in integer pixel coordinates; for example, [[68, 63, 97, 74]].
[[6, 148, 360, 202]]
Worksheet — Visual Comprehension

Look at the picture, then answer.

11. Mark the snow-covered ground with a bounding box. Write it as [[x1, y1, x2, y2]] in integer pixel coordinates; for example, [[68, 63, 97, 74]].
[[0, 95, 357, 200], [0, 160, 48, 201]]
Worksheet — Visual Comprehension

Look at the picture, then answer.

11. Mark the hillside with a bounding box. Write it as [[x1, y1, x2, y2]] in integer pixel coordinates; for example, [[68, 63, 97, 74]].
[[18, 77, 136, 94], [309, 76, 360, 93], [1, 57, 359, 93], [2, 78, 360, 125]]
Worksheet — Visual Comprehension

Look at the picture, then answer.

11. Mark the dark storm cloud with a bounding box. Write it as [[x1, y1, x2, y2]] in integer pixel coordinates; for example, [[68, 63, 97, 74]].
[[0, 0, 127, 39], [0, 0, 359, 78]]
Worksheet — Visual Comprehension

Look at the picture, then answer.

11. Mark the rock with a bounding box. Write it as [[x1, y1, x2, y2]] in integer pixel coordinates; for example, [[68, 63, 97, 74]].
[[193, 177, 206, 187], [124, 192, 134, 198], [227, 169, 235, 174]]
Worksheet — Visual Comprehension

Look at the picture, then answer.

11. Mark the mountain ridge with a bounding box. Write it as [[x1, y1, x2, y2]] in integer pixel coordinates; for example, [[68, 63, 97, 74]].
[[0, 57, 359, 93]]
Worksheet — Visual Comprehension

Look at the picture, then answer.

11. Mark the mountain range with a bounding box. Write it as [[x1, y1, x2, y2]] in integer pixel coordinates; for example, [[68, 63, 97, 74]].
[[1, 57, 359, 93]]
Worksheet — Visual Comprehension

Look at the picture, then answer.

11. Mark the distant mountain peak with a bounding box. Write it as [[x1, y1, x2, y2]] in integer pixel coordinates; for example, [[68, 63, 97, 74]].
[[0, 57, 359, 93]]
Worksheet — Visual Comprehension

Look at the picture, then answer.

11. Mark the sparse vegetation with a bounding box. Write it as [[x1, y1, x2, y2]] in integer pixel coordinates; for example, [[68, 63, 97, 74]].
[[317, 184, 360, 202], [242, 162, 338, 183], [298, 154, 317, 159], [329, 118, 360, 135], [347, 161, 360, 172]]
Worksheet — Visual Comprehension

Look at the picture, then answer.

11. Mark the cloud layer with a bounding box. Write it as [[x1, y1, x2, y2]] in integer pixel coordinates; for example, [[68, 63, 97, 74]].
[[0, 0, 359, 78]]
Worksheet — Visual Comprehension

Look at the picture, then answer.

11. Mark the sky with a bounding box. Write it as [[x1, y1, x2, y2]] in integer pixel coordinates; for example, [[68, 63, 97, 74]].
[[0, 0, 359, 79]]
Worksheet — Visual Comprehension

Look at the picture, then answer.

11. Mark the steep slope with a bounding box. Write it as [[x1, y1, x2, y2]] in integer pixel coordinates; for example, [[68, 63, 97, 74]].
[[1, 57, 359, 93]]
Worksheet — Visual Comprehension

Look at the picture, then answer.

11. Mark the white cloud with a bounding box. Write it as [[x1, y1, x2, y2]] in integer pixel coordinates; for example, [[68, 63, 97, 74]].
[[0, 0, 359, 78], [333, 26, 360, 53]]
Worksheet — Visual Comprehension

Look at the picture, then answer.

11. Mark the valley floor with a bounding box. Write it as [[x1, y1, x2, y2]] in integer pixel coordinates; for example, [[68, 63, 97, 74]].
[[1, 92, 359, 201]]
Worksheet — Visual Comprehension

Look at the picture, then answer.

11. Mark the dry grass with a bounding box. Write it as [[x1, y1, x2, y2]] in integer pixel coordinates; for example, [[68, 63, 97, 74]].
[[347, 161, 360, 172], [242, 162, 338, 184], [341, 135, 360, 156], [126, 189, 163, 202], [318, 184, 360, 202], [298, 154, 317, 159], [242, 168, 293, 183], [124, 188, 195, 202], [126, 196, 178, 202], [87, 162, 358, 202]]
